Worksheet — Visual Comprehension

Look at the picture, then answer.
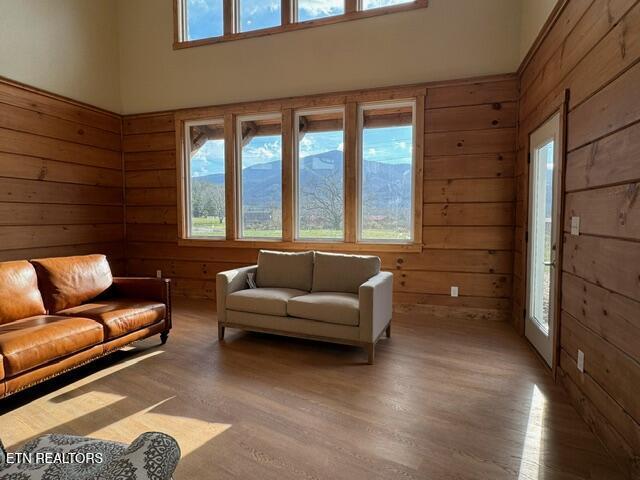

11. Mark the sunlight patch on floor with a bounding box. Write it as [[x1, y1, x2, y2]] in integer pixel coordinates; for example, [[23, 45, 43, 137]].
[[6, 391, 127, 449], [87, 397, 232, 456], [517, 385, 547, 480], [47, 350, 166, 403]]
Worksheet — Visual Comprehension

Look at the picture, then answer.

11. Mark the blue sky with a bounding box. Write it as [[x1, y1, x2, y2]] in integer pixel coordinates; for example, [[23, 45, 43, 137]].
[[186, 0, 223, 40], [190, 126, 412, 178], [186, 0, 413, 39]]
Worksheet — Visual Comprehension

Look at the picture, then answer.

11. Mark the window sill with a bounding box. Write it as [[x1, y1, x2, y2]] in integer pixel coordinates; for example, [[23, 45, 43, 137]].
[[177, 238, 422, 253], [174, 0, 428, 50]]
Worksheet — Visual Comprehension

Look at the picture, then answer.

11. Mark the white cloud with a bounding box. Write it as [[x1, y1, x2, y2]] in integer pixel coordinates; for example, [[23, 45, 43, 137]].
[[362, 0, 412, 8], [243, 139, 282, 165], [298, 0, 343, 16], [367, 147, 378, 156], [337, 142, 344, 152], [299, 136, 316, 155]]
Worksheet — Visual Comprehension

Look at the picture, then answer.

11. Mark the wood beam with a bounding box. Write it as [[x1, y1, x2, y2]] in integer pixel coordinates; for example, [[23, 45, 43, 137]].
[[224, 0, 235, 35], [344, 102, 358, 243], [224, 113, 237, 240], [282, 0, 293, 25], [282, 109, 294, 241]]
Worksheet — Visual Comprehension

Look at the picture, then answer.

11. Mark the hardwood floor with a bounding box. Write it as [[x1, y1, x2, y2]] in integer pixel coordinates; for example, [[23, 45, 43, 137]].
[[0, 299, 624, 479]]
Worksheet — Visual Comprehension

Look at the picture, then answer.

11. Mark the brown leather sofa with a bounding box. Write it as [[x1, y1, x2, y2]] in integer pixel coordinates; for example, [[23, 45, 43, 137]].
[[0, 254, 171, 399]]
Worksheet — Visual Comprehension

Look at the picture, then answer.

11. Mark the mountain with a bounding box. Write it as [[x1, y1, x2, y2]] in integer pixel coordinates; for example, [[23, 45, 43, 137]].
[[193, 150, 411, 208]]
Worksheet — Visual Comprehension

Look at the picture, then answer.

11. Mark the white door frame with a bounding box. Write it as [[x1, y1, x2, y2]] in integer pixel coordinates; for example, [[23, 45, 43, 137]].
[[526, 111, 561, 367]]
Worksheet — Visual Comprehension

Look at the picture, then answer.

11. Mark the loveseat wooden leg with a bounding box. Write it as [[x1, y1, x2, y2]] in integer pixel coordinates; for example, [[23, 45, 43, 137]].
[[218, 324, 225, 341], [366, 343, 375, 365], [386, 323, 391, 338], [160, 331, 169, 344]]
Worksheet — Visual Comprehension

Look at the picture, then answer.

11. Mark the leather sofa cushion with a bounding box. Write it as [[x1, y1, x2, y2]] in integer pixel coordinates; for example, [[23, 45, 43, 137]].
[[0, 315, 104, 377], [256, 250, 314, 291], [0, 261, 46, 324], [58, 300, 165, 340], [312, 252, 380, 294], [287, 292, 360, 326], [227, 288, 306, 316], [31, 254, 113, 312]]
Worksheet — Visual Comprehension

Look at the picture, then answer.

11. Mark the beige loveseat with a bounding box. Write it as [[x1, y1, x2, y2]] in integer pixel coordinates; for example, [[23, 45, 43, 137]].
[[216, 251, 393, 364]]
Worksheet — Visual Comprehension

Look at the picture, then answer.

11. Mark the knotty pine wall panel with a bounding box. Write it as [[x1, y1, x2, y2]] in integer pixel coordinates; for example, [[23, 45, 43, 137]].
[[0, 79, 125, 273], [515, 0, 640, 476], [123, 77, 518, 321]]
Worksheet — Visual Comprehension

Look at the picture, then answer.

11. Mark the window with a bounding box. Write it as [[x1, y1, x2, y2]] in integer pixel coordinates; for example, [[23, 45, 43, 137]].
[[238, 0, 281, 32], [297, 0, 344, 22], [237, 113, 283, 239], [177, 90, 423, 250], [362, 0, 414, 10], [295, 108, 345, 240], [175, 0, 427, 47], [358, 101, 415, 242], [184, 118, 226, 238], [185, 0, 223, 40]]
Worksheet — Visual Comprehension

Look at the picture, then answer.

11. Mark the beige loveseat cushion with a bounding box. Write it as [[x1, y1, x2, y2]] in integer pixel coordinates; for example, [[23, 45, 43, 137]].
[[312, 252, 380, 294], [226, 288, 306, 316], [287, 292, 359, 327], [256, 250, 314, 291]]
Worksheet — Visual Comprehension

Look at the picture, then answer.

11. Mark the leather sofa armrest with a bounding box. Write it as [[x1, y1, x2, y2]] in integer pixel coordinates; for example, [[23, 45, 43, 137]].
[[110, 277, 172, 330], [97, 432, 180, 480], [358, 271, 393, 343], [216, 265, 257, 324]]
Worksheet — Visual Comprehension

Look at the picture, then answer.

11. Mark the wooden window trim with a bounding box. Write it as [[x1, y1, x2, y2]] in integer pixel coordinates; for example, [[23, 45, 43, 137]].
[[356, 99, 421, 245], [236, 112, 284, 241], [175, 87, 425, 253], [174, 0, 428, 50], [293, 106, 346, 242], [176, 117, 227, 241]]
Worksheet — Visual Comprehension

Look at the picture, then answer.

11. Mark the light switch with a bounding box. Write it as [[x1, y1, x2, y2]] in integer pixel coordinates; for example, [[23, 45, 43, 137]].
[[571, 216, 580, 235], [451, 286, 459, 297]]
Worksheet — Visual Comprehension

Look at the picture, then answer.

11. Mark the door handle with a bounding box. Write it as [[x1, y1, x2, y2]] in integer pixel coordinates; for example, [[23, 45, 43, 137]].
[[543, 261, 555, 267]]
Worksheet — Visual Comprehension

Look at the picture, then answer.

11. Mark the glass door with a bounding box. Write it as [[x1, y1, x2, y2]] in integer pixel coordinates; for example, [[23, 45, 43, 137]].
[[526, 112, 560, 366]]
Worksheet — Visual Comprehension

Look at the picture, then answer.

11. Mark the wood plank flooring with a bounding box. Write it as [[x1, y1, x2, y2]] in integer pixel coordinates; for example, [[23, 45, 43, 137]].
[[0, 299, 624, 479]]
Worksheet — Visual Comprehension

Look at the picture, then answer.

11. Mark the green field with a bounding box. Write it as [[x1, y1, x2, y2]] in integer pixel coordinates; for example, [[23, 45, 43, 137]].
[[190, 216, 410, 240]]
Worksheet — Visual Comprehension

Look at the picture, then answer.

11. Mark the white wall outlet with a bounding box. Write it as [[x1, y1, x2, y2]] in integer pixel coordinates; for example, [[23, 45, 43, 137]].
[[577, 349, 585, 372], [571, 216, 580, 235], [451, 286, 459, 297], [156, 270, 162, 279]]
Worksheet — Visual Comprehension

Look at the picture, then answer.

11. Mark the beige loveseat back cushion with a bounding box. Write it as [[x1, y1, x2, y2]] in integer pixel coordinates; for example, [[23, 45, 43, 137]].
[[256, 250, 314, 291], [312, 252, 381, 294]]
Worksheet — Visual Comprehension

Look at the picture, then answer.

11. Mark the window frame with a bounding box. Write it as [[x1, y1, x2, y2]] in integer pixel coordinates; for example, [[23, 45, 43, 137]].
[[293, 106, 346, 242], [174, 0, 428, 49], [175, 86, 424, 252], [357, 99, 417, 244], [235, 111, 284, 241], [182, 117, 227, 240]]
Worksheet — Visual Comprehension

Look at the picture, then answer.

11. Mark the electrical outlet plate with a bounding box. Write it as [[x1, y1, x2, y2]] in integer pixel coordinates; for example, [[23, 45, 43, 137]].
[[451, 286, 459, 297], [156, 270, 162, 279], [571, 216, 580, 235], [577, 349, 585, 372]]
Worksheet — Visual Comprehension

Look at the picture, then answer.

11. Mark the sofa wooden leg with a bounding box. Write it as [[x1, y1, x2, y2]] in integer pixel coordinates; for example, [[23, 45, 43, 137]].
[[366, 344, 375, 365], [160, 331, 169, 345], [386, 323, 391, 338], [218, 324, 225, 341]]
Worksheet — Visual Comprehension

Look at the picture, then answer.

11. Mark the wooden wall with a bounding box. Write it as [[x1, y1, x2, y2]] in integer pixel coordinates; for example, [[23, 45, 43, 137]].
[[514, 0, 640, 476], [123, 76, 518, 320], [0, 79, 125, 273]]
